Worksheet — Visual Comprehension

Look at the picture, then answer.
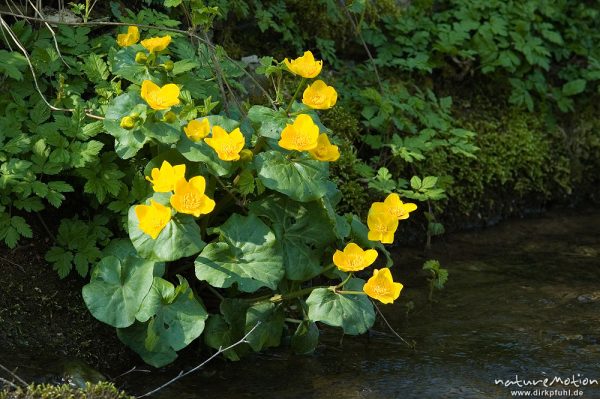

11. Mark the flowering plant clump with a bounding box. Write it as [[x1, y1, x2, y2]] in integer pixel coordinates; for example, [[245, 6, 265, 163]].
[[82, 30, 417, 367]]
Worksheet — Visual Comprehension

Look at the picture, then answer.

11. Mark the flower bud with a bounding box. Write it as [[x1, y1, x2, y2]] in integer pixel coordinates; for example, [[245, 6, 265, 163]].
[[239, 149, 254, 162], [162, 60, 174, 72], [135, 52, 148, 64], [120, 116, 136, 129], [163, 111, 177, 123]]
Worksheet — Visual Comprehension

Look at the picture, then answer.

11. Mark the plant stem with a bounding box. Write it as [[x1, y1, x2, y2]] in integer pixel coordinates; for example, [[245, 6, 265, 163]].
[[285, 78, 306, 115], [336, 290, 367, 295]]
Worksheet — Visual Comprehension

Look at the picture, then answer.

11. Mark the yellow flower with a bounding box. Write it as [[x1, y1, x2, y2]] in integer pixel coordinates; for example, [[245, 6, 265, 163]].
[[170, 176, 216, 217], [367, 202, 399, 244], [333, 243, 378, 273], [363, 268, 403, 304], [145, 161, 186, 193], [116, 26, 139, 47], [284, 51, 323, 78], [383, 193, 417, 220], [204, 126, 245, 161], [302, 80, 337, 109], [278, 114, 319, 151], [141, 35, 171, 53], [308, 133, 340, 162], [140, 80, 180, 110], [184, 119, 211, 142], [135, 199, 171, 239]]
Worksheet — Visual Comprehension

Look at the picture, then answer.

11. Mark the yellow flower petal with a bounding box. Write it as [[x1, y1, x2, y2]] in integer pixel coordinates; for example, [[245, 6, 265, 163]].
[[116, 26, 140, 47], [367, 202, 399, 244], [135, 199, 171, 239], [383, 193, 418, 220], [204, 126, 246, 161], [332, 243, 378, 272], [284, 51, 323, 78], [145, 161, 186, 193], [302, 80, 337, 110], [278, 114, 319, 151], [141, 35, 171, 53], [363, 268, 403, 304], [308, 133, 340, 162], [170, 175, 215, 217], [184, 119, 211, 142], [140, 80, 180, 110]]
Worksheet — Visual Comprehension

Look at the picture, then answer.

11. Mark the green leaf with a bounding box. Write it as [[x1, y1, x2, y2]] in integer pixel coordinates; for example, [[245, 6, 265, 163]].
[[82, 255, 157, 328], [291, 321, 319, 355], [177, 136, 234, 177], [136, 276, 208, 351], [244, 302, 285, 352], [250, 195, 336, 281], [11, 216, 32, 238], [306, 278, 375, 335], [204, 299, 251, 360], [104, 92, 149, 159], [255, 151, 330, 202], [247, 106, 288, 139], [117, 321, 177, 367], [172, 60, 199, 75], [128, 204, 205, 262], [45, 247, 73, 278], [83, 53, 109, 83], [109, 45, 151, 83], [562, 79, 587, 97], [195, 213, 284, 293]]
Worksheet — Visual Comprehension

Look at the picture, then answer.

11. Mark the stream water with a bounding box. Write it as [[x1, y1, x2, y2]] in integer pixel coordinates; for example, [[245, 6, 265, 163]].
[[6, 209, 600, 398]]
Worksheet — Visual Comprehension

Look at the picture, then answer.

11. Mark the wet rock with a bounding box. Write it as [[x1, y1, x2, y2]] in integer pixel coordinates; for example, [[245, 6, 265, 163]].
[[577, 292, 600, 303]]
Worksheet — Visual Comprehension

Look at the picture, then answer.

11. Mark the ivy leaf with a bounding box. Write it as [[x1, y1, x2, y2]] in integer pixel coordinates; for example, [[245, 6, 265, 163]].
[[255, 151, 330, 202], [195, 213, 284, 293], [82, 255, 157, 328], [306, 278, 375, 335]]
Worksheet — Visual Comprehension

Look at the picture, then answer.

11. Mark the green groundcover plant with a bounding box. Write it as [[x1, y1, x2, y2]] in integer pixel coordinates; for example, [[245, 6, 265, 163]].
[[75, 26, 420, 367]]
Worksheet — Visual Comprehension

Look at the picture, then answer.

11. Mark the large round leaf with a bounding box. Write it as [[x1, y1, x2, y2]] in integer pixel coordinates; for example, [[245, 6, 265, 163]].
[[244, 302, 285, 352], [117, 321, 177, 368], [250, 195, 337, 281], [136, 276, 208, 351], [247, 105, 288, 139], [254, 151, 330, 202], [195, 213, 284, 292], [82, 255, 156, 328], [306, 278, 375, 335], [104, 92, 149, 159], [109, 45, 153, 83], [177, 136, 234, 177], [128, 204, 205, 262], [291, 321, 319, 355]]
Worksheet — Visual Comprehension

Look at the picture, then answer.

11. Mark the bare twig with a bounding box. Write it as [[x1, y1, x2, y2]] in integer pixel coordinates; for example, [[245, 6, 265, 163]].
[[110, 366, 151, 381], [0, 11, 276, 107], [0, 255, 26, 273], [0, 16, 103, 121], [135, 322, 261, 398], [372, 300, 414, 348], [0, 377, 20, 390], [0, 363, 28, 387], [338, 0, 384, 93], [25, 0, 69, 67]]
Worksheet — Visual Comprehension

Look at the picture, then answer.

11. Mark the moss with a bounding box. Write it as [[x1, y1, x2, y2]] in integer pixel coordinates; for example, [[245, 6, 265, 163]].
[[419, 99, 580, 224], [0, 382, 132, 399], [321, 107, 370, 216]]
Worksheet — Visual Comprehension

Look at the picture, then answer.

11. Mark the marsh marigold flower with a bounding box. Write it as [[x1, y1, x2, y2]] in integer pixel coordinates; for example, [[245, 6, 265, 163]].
[[141, 35, 171, 53], [309, 133, 340, 162], [170, 176, 216, 217], [204, 126, 245, 161], [120, 116, 136, 129], [278, 114, 319, 151], [367, 202, 399, 244], [116, 26, 139, 47], [141, 80, 180, 110], [135, 199, 171, 239], [284, 51, 322, 78], [302, 80, 337, 109], [363, 268, 403, 304], [184, 119, 211, 142], [146, 161, 186, 193], [333, 243, 378, 273], [383, 193, 417, 220]]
